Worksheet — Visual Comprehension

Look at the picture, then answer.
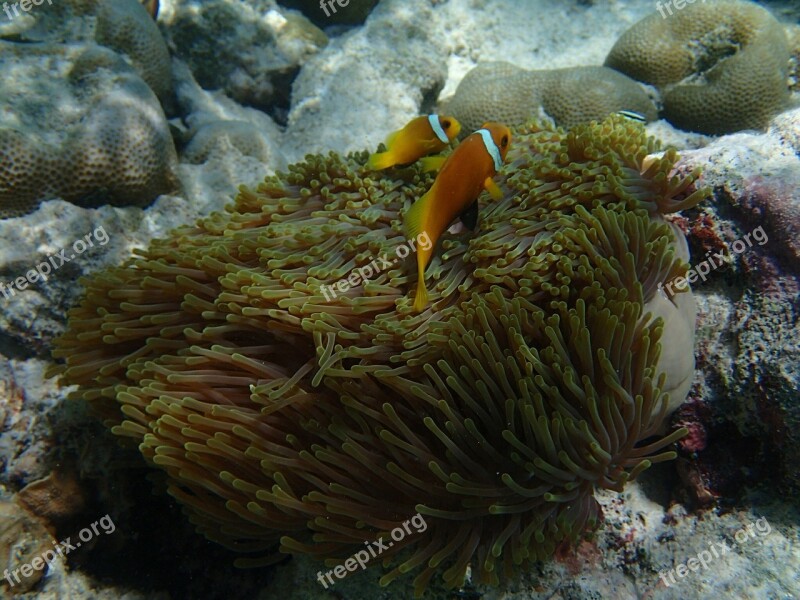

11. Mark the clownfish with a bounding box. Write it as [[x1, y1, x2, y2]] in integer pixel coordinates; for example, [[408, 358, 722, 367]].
[[367, 115, 462, 171], [404, 122, 511, 312]]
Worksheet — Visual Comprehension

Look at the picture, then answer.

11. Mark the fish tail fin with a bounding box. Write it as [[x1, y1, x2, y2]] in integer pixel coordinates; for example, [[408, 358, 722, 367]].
[[406, 192, 431, 312], [413, 277, 428, 312], [367, 151, 395, 171]]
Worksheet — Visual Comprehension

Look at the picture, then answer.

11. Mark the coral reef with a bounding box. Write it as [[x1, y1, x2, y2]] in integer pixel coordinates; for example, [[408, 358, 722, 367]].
[[605, 0, 791, 134], [0, 42, 178, 219], [95, 0, 173, 104], [51, 115, 706, 594], [0, 495, 56, 593], [279, 0, 659, 161], [443, 62, 657, 133], [2, 0, 798, 597], [788, 24, 800, 92], [673, 111, 800, 491], [161, 1, 327, 117], [182, 120, 280, 164], [280, 0, 381, 26]]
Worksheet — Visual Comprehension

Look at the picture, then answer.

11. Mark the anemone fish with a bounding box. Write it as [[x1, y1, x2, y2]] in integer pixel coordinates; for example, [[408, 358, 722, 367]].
[[616, 110, 647, 122], [405, 122, 511, 312], [367, 115, 462, 171]]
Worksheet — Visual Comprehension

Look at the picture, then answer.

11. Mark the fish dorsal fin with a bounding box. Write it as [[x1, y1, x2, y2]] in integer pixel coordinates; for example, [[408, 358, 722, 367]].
[[383, 129, 401, 149]]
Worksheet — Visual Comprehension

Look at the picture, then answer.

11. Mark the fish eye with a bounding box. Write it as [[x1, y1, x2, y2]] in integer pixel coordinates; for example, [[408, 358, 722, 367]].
[[501, 135, 509, 147], [442, 119, 451, 129]]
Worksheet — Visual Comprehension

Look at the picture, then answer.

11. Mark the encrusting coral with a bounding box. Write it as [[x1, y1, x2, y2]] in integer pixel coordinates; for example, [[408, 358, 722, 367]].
[[443, 62, 657, 133], [605, 0, 791, 134], [51, 115, 708, 595]]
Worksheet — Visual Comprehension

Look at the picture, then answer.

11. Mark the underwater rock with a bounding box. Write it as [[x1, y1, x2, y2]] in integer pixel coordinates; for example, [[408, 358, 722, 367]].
[[605, 0, 792, 135], [672, 109, 800, 491], [182, 120, 279, 164], [279, 0, 380, 27], [0, 0, 173, 108], [283, 0, 447, 161], [0, 495, 56, 592], [172, 59, 288, 190], [17, 469, 88, 525], [0, 42, 179, 219], [443, 61, 657, 132], [51, 116, 705, 594], [0, 58, 286, 352], [161, 0, 326, 119]]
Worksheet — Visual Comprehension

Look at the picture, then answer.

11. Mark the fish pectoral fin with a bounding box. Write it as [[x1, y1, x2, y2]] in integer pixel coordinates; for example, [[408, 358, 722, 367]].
[[367, 151, 394, 170], [459, 201, 478, 230], [484, 177, 503, 201], [419, 155, 447, 173]]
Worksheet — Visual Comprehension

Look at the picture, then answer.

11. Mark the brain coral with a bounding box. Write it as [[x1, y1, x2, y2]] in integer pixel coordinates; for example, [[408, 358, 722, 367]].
[[95, 0, 173, 104], [0, 43, 178, 219], [605, 0, 791, 134], [788, 24, 800, 92], [443, 62, 657, 133], [52, 116, 707, 594]]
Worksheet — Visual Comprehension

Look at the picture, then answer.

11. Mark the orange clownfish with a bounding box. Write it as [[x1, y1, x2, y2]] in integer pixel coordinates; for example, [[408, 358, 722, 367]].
[[404, 122, 511, 312], [367, 114, 462, 170]]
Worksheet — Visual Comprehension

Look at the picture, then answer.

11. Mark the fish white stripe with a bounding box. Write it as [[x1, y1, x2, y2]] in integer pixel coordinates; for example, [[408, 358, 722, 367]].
[[617, 110, 646, 122], [476, 129, 502, 172], [428, 114, 449, 145]]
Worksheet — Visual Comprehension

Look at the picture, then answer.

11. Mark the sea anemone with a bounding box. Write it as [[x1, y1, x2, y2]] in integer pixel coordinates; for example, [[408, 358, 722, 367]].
[[51, 115, 708, 595]]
